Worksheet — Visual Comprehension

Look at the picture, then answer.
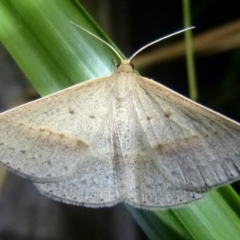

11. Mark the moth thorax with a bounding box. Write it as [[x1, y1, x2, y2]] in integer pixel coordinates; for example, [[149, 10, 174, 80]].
[[113, 74, 134, 99]]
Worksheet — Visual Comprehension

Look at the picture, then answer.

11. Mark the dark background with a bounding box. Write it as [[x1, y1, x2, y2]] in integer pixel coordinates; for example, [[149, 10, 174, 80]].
[[0, 0, 240, 239]]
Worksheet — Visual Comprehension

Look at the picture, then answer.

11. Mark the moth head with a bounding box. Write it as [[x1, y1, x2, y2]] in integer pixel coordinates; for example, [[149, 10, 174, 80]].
[[116, 60, 135, 73]]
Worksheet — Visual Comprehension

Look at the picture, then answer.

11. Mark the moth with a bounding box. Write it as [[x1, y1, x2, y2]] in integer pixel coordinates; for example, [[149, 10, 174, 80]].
[[0, 24, 239, 209]]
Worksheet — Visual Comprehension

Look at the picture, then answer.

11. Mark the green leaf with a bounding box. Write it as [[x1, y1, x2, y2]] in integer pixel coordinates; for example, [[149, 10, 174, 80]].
[[126, 187, 240, 240], [0, 1, 240, 239], [0, 0, 122, 96]]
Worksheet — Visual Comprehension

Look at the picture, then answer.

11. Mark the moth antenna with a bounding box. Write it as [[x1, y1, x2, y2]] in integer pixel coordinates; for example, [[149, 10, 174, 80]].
[[128, 27, 195, 62], [70, 21, 123, 61]]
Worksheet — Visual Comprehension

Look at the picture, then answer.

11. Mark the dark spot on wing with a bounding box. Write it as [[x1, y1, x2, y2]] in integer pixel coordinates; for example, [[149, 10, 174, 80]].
[[89, 115, 95, 119], [76, 139, 89, 150], [47, 160, 52, 166], [147, 116, 152, 121], [164, 112, 172, 118], [20, 150, 26, 154], [154, 144, 165, 152], [68, 107, 75, 114], [192, 135, 199, 139], [0, 142, 4, 146]]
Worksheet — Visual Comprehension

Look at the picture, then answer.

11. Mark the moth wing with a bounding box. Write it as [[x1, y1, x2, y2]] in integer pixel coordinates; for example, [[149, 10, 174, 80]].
[[34, 106, 127, 207], [0, 77, 116, 181], [125, 76, 240, 208]]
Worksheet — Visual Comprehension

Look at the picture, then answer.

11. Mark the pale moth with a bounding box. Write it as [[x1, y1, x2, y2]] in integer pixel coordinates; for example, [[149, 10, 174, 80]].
[[0, 24, 239, 210]]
